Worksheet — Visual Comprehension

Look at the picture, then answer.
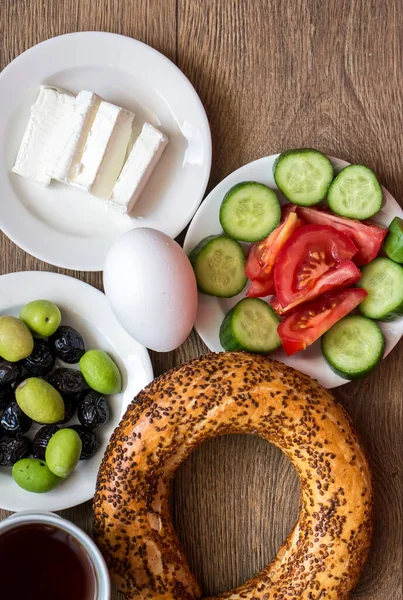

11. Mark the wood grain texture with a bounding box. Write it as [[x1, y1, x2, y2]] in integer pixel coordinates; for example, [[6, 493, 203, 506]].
[[1, 1, 402, 599]]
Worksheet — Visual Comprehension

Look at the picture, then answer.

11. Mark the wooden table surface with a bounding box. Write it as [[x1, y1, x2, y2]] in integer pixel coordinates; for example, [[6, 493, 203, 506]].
[[1, 1, 402, 598]]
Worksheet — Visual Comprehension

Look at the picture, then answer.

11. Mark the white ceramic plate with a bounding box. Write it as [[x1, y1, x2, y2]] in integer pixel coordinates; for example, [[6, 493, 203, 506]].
[[0, 271, 153, 511], [184, 155, 403, 389], [0, 32, 212, 271]]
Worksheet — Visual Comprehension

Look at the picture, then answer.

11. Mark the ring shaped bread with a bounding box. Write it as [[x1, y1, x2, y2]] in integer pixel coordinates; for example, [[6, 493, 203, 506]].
[[94, 352, 373, 600]]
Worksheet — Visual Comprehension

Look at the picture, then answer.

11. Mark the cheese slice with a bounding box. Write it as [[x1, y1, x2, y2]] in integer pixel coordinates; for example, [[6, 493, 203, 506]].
[[12, 86, 75, 185], [72, 101, 134, 198], [107, 122, 169, 214], [48, 91, 101, 184]]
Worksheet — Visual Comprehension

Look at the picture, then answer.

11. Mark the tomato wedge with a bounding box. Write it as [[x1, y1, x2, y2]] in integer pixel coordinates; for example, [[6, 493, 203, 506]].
[[296, 207, 386, 265], [278, 288, 368, 356], [271, 260, 362, 314], [274, 224, 358, 310], [245, 212, 301, 282], [246, 277, 275, 298], [270, 295, 288, 315], [257, 212, 301, 277], [245, 243, 265, 281]]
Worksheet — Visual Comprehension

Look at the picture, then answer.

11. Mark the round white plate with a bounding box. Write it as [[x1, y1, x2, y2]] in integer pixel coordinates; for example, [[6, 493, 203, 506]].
[[0, 32, 212, 271], [0, 271, 153, 511], [184, 155, 403, 389]]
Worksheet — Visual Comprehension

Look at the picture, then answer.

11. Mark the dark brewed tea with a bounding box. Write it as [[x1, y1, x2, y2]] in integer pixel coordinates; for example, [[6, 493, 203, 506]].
[[0, 523, 97, 599]]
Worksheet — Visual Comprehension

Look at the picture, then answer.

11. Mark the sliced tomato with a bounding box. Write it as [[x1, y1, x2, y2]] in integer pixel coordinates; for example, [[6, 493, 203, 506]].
[[296, 207, 387, 265], [245, 243, 265, 281], [257, 212, 301, 277], [246, 277, 275, 298], [270, 295, 282, 314], [278, 288, 368, 356], [245, 212, 302, 283], [274, 224, 358, 309], [271, 260, 361, 314]]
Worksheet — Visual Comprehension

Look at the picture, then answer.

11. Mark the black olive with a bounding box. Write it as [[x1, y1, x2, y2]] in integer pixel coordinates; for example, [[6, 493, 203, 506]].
[[0, 402, 32, 437], [0, 385, 14, 411], [77, 390, 110, 429], [57, 396, 77, 424], [49, 326, 85, 364], [21, 338, 55, 376], [0, 436, 32, 466], [70, 425, 99, 460], [48, 368, 87, 398], [0, 360, 22, 389], [32, 424, 59, 460]]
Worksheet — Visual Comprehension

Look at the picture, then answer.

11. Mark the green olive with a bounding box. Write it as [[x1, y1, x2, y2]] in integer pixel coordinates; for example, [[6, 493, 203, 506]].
[[12, 458, 61, 493], [45, 429, 82, 478]]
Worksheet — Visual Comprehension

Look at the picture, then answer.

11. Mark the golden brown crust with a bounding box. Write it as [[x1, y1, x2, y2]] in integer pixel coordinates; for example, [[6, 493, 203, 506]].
[[93, 352, 373, 599]]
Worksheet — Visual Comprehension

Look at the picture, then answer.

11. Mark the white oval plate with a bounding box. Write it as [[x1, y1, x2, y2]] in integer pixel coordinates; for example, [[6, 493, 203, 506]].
[[0, 32, 212, 271], [184, 155, 403, 389], [0, 271, 153, 511]]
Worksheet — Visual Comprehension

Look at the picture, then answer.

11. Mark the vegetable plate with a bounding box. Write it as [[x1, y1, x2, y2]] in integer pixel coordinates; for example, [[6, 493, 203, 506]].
[[184, 153, 403, 388]]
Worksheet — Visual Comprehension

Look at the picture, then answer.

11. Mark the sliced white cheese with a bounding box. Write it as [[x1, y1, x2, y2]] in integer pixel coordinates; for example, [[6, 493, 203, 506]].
[[91, 110, 134, 199], [72, 101, 134, 198], [107, 122, 169, 214], [48, 91, 101, 184], [12, 86, 75, 185]]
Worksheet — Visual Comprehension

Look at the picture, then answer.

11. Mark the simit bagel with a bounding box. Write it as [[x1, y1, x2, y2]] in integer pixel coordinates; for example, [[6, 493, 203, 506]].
[[94, 352, 373, 599]]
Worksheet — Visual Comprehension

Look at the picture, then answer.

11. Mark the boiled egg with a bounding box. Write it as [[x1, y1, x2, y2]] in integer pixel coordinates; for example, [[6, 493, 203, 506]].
[[103, 228, 198, 352]]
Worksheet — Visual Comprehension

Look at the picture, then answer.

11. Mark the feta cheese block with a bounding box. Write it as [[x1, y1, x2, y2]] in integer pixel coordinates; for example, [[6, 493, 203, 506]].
[[107, 122, 169, 214], [12, 86, 75, 185], [72, 101, 134, 199], [48, 90, 101, 184]]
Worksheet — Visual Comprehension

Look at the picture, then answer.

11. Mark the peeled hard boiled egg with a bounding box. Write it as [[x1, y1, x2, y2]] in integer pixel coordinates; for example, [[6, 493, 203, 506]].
[[103, 228, 198, 352]]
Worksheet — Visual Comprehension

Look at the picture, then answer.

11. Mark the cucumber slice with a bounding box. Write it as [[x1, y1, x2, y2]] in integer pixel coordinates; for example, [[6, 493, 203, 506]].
[[273, 148, 334, 206], [328, 164, 382, 219], [357, 257, 403, 320], [219, 182, 281, 242], [220, 298, 281, 353], [189, 236, 247, 297], [384, 216, 403, 264], [322, 315, 384, 379]]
